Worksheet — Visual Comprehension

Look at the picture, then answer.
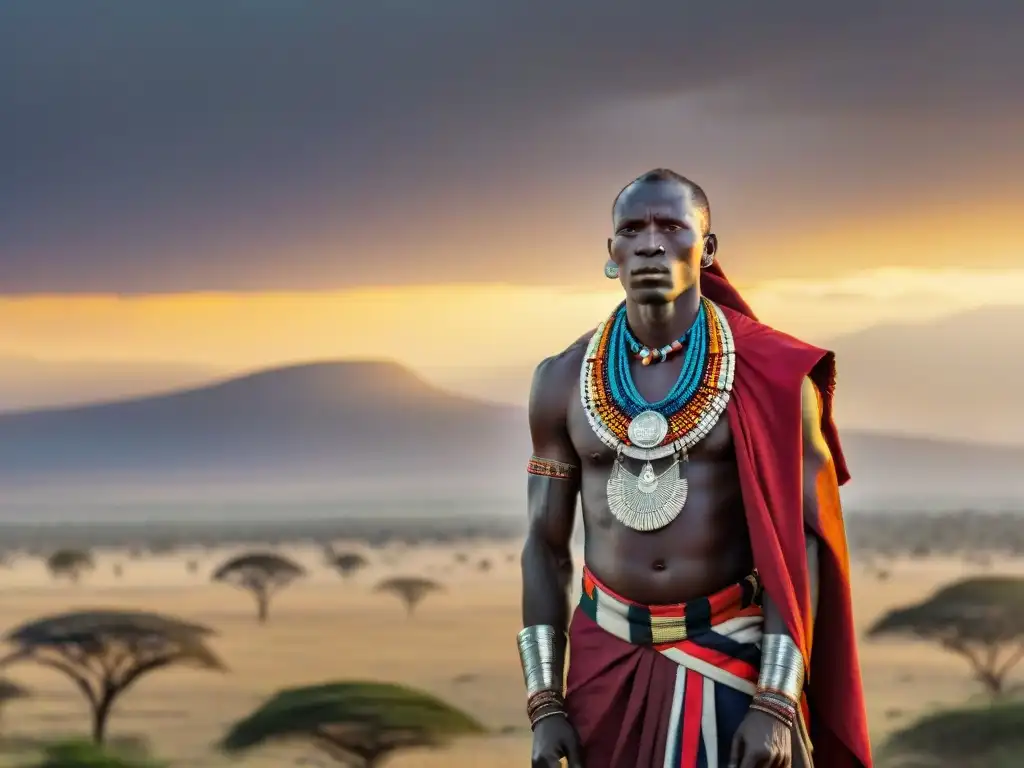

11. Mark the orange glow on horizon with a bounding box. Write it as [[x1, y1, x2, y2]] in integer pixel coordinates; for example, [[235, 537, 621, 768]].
[[1, 267, 1022, 377]]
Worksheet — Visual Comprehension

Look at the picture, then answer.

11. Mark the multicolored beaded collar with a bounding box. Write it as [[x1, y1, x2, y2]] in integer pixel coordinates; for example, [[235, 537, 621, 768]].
[[623, 323, 694, 365], [580, 297, 735, 461]]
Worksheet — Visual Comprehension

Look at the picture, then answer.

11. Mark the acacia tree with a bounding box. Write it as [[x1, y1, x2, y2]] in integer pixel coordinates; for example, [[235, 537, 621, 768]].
[[45, 549, 94, 583], [219, 681, 485, 767], [0, 610, 224, 744], [18, 738, 167, 768], [878, 701, 1024, 767], [374, 577, 442, 618], [868, 576, 1024, 698], [331, 553, 369, 580], [212, 552, 305, 623]]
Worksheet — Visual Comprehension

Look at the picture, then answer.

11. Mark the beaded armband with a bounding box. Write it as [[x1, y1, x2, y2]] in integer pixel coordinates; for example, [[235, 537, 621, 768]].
[[527, 455, 579, 481]]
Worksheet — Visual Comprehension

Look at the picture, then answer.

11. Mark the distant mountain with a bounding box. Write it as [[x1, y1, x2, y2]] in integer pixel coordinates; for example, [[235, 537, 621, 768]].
[[836, 431, 1024, 510], [827, 305, 1024, 445], [0, 356, 223, 412], [0, 360, 528, 498], [0, 359, 1022, 512], [6, 304, 1022, 446]]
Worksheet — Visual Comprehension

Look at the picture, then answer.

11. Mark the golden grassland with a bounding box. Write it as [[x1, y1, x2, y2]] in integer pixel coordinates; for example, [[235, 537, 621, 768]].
[[0, 544, 1020, 766]]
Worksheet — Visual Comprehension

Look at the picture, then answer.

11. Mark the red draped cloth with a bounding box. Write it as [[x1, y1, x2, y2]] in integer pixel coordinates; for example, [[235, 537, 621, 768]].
[[703, 262, 872, 767]]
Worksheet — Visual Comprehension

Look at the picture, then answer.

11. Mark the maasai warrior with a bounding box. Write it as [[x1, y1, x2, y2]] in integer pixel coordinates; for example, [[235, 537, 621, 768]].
[[517, 169, 872, 768]]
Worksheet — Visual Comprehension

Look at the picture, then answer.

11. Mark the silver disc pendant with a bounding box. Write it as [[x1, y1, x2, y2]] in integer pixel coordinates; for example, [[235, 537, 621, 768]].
[[606, 454, 689, 532], [627, 410, 669, 449]]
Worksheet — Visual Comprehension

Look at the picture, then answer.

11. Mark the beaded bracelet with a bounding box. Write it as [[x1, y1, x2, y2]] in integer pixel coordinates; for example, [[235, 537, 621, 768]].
[[527, 690, 565, 718], [755, 688, 797, 706], [527, 690, 567, 729], [530, 707, 568, 729], [753, 695, 796, 717], [749, 701, 793, 727], [750, 690, 797, 728], [751, 700, 795, 724]]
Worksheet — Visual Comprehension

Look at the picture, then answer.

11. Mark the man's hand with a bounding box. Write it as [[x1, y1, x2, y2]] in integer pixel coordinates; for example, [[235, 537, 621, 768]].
[[531, 713, 584, 768], [728, 708, 792, 768]]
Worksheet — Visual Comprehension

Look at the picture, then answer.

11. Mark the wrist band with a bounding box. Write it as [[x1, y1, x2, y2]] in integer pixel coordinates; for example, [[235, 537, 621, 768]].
[[517, 625, 560, 696], [749, 699, 796, 729], [530, 708, 568, 729], [527, 688, 567, 729], [757, 634, 804, 702]]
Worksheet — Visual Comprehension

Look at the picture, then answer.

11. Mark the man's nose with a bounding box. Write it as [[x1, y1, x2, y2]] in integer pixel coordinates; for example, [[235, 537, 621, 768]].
[[634, 241, 666, 258]]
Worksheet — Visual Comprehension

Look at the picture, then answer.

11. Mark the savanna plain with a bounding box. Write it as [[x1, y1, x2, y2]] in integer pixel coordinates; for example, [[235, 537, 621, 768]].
[[0, 512, 1021, 766]]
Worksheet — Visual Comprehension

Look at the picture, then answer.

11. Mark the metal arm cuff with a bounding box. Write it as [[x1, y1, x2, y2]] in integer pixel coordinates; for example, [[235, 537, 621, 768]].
[[757, 633, 805, 701], [517, 624, 561, 696]]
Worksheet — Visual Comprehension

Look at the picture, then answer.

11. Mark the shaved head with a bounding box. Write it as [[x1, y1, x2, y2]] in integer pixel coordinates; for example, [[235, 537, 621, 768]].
[[613, 169, 711, 236]]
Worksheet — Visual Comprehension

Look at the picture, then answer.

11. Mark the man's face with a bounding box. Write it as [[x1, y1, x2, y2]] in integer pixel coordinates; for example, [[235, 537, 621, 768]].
[[608, 180, 705, 306]]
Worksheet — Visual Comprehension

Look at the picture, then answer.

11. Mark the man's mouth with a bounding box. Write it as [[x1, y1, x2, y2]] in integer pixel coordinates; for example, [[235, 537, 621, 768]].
[[632, 269, 670, 281]]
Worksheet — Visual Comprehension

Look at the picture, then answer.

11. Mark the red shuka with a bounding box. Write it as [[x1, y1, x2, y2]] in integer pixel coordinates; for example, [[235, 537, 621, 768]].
[[703, 262, 873, 768]]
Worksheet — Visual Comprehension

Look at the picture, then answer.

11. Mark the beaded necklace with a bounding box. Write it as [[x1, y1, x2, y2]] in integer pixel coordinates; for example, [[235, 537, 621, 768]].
[[623, 322, 696, 365], [582, 297, 735, 458], [607, 302, 707, 419], [579, 298, 735, 531]]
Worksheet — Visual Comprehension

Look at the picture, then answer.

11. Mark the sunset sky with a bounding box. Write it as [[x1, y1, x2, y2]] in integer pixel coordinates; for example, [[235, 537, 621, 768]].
[[2, 3, 1022, 411]]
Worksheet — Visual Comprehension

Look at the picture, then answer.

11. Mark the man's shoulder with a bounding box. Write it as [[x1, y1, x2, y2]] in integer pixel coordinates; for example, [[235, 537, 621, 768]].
[[718, 304, 837, 397], [529, 330, 593, 415], [719, 304, 832, 366], [535, 330, 592, 379]]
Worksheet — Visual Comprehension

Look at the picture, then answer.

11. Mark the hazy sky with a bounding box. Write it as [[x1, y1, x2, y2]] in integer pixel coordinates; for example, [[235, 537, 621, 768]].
[[1, 1, 1022, 418], [3, 1, 1023, 293]]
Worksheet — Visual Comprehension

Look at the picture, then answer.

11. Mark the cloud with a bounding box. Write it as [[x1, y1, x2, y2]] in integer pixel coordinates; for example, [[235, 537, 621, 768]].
[[2, 1, 1022, 292]]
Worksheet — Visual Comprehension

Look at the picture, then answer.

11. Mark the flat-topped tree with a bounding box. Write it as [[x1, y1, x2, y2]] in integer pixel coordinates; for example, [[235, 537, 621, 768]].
[[212, 552, 305, 623], [46, 549, 94, 583], [868, 575, 1024, 698], [20, 738, 167, 768], [374, 577, 442, 618], [0, 610, 223, 744], [879, 701, 1024, 767], [220, 681, 485, 767], [331, 553, 369, 580]]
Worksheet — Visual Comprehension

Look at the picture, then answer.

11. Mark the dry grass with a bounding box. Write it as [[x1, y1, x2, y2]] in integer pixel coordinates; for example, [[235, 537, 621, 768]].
[[0, 544, 1021, 766]]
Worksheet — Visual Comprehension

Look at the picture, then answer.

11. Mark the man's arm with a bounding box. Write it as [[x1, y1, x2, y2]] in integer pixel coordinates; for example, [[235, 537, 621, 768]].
[[799, 373, 833, 626], [734, 377, 831, 767], [760, 376, 828, 634], [520, 355, 584, 768], [520, 353, 581, 670]]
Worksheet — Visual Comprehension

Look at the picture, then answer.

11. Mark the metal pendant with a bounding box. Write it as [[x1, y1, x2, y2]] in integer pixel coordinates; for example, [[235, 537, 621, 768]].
[[627, 410, 669, 449], [605, 453, 688, 532]]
